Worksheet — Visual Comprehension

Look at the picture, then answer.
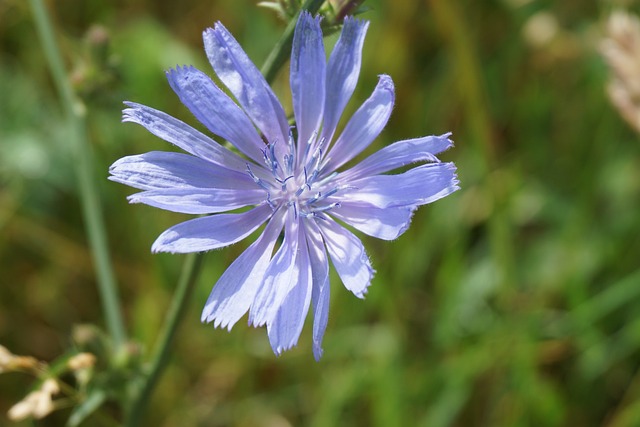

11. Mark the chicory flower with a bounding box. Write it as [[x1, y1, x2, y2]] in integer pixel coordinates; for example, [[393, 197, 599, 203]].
[[110, 12, 459, 359]]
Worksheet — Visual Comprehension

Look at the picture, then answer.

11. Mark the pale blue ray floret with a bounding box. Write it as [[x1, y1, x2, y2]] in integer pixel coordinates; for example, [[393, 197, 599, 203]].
[[109, 11, 460, 360]]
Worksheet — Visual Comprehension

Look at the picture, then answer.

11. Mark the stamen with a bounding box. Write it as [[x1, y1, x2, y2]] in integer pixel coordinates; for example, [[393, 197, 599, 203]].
[[286, 154, 295, 175], [246, 163, 274, 191], [261, 142, 279, 176], [266, 192, 277, 210], [270, 141, 277, 164], [312, 202, 341, 214], [282, 175, 294, 184], [305, 186, 341, 206], [302, 167, 312, 191], [305, 192, 321, 205], [303, 138, 325, 186], [298, 210, 315, 218], [315, 171, 337, 186], [300, 202, 341, 218], [306, 169, 319, 187], [300, 136, 311, 162], [320, 187, 339, 199], [299, 130, 318, 167]]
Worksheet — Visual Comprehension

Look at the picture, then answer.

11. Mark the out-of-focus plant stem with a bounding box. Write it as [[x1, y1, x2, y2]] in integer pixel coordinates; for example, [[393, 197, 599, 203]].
[[125, 0, 328, 424], [261, 0, 326, 83], [124, 252, 204, 427], [29, 0, 127, 348]]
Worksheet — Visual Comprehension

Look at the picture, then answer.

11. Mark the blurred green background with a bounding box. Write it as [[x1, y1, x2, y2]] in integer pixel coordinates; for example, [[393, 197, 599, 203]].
[[2, 0, 640, 426]]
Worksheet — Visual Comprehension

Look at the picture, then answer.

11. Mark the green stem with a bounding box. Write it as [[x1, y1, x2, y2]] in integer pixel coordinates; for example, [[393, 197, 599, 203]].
[[29, 0, 127, 348], [261, 0, 326, 83], [124, 253, 204, 427], [124, 1, 326, 424]]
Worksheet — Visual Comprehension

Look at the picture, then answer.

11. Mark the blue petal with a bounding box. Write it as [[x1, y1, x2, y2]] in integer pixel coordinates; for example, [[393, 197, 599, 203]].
[[109, 151, 256, 191], [122, 102, 249, 171], [291, 12, 326, 152], [339, 133, 453, 181], [267, 227, 313, 355], [318, 217, 374, 298], [249, 209, 301, 327], [166, 66, 265, 163], [321, 17, 369, 144], [128, 187, 265, 214], [201, 210, 286, 329], [330, 203, 416, 240], [203, 24, 289, 147], [304, 220, 330, 361], [323, 75, 395, 173], [151, 204, 272, 253], [341, 162, 460, 208]]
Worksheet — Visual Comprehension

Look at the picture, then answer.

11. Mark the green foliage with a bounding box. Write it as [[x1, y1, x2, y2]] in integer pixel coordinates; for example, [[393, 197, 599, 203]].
[[2, 0, 640, 426]]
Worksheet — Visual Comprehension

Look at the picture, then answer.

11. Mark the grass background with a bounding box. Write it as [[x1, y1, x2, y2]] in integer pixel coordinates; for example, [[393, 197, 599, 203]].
[[2, 0, 640, 426]]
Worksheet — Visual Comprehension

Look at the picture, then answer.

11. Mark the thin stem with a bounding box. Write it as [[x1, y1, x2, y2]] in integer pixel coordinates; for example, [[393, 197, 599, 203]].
[[261, 0, 326, 83], [124, 253, 204, 427], [29, 0, 127, 347], [124, 1, 326, 424]]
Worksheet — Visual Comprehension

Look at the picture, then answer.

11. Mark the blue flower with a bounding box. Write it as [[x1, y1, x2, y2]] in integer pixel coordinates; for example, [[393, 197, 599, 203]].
[[109, 12, 459, 359]]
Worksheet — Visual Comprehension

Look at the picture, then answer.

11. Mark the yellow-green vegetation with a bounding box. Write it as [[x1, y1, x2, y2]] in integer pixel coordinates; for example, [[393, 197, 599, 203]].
[[1, 0, 640, 426]]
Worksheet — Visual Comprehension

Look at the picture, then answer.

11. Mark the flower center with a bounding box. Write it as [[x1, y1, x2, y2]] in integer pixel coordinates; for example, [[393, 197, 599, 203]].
[[246, 131, 342, 219]]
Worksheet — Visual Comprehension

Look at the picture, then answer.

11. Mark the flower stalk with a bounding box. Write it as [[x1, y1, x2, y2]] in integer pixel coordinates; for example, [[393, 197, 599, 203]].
[[124, 252, 203, 427], [261, 0, 326, 82]]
